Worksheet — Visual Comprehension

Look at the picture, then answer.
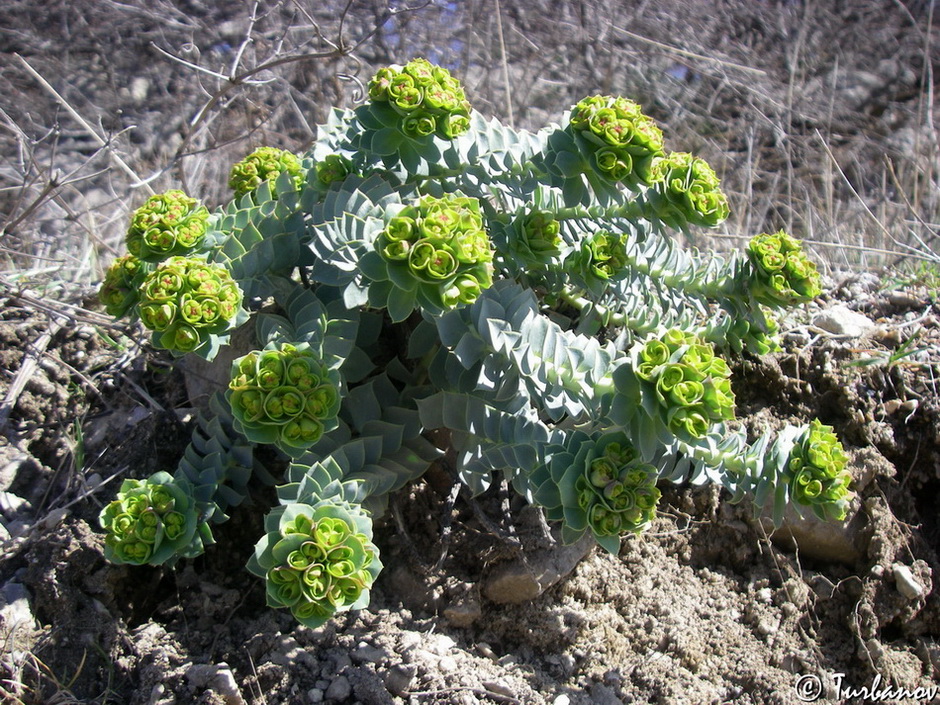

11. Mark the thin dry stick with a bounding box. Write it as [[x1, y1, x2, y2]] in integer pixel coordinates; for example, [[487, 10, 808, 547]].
[[494, 0, 514, 127], [15, 54, 154, 196]]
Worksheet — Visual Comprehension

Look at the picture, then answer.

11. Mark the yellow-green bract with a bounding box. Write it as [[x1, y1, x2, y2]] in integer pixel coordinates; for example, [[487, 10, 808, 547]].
[[99, 472, 198, 565], [228, 344, 342, 454], [229, 146, 303, 200], [248, 502, 380, 629], [126, 190, 210, 262]]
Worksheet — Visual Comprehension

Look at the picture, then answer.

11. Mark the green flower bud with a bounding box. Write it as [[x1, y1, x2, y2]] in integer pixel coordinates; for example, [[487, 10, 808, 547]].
[[747, 231, 822, 305], [251, 503, 380, 628], [126, 191, 209, 261], [649, 152, 729, 228], [783, 420, 852, 521], [315, 154, 353, 186], [99, 473, 198, 565], [229, 146, 303, 200]]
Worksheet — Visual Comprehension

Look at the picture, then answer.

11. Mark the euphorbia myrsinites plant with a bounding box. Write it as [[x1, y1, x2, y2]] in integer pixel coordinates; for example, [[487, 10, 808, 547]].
[[98, 58, 850, 627]]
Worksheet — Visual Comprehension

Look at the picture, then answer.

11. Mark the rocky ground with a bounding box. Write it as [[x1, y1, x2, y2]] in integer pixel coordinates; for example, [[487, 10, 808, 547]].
[[0, 271, 939, 705]]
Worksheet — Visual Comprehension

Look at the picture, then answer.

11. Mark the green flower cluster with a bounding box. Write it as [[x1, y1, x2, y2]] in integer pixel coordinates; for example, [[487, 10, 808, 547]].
[[99, 472, 197, 565], [138, 256, 243, 354], [572, 433, 661, 536], [635, 329, 735, 439], [371, 194, 493, 310], [229, 147, 303, 200], [367, 58, 472, 140], [228, 344, 341, 452], [99, 253, 146, 318], [747, 230, 822, 305], [786, 420, 852, 520], [126, 190, 210, 262], [250, 504, 379, 628], [315, 154, 353, 187], [568, 95, 665, 187], [648, 152, 730, 228]]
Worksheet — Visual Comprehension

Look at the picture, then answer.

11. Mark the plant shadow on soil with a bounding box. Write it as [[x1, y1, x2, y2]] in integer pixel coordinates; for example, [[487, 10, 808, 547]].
[[2, 275, 940, 704]]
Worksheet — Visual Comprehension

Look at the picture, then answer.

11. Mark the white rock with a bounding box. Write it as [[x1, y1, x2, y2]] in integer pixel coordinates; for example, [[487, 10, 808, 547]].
[[893, 563, 924, 600], [812, 305, 875, 337]]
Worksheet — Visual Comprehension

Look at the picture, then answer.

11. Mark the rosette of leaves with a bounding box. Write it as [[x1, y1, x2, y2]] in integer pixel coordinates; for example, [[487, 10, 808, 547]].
[[99, 472, 198, 565], [647, 152, 730, 229], [566, 94, 665, 189], [367, 58, 472, 141], [747, 230, 822, 305], [568, 229, 629, 295], [229, 146, 303, 201], [491, 209, 563, 273], [248, 501, 380, 628], [137, 256, 245, 356], [98, 253, 148, 318], [782, 419, 852, 521], [228, 343, 342, 454], [532, 432, 661, 553], [360, 193, 494, 320], [314, 154, 354, 187], [628, 329, 735, 441], [126, 190, 210, 262]]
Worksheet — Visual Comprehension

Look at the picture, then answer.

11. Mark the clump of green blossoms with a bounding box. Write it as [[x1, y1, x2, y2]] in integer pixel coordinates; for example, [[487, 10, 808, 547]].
[[248, 503, 380, 628], [99, 253, 146, 318], [568, 94, 665, 188], [138, 256, 243, 354], [748, 230, 822, 305], [368, 57, 472, 140], [228, 344, 341, 453], [648, 152, 730, 229], [315, 154, 354, 187], [229, 146, 303, 200], [363, 193, 493, 317], [634, 329, 735, 439], [126, 190, 210, 262], [786, 420, 852, 521], [99, 472, 197, 565]]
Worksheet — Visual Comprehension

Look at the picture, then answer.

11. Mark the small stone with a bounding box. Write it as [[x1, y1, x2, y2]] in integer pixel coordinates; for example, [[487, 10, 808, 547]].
[[0, 492, 30, 519], [438, 656, 458, 672], [351, 643, 386, 664], [306, 688, 324, 703], [483, 680, 515, 698], [553, 695, 571, 705], [893, 563, 924, 600], [812, 305, 875, 337], [185, 664, 246, 705], [385, 664, 416, 696], [325, 676, 351, 701], [483, 533, 594, 604], [443, 597, 482, 628]]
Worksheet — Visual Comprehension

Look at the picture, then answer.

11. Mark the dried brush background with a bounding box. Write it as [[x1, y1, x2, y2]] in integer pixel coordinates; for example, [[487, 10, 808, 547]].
[[0, 0, 937, 294]]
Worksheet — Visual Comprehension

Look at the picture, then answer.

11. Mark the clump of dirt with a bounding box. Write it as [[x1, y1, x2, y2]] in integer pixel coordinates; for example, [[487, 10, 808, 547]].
[[2, 275, 940, 705]]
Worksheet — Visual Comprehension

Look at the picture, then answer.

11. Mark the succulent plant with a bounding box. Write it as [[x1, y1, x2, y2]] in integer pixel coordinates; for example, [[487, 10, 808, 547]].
[[99, 472, 198, 565], [747, 230, 822, 305], [126, 190, 210, 262], [229, 146, 304, 201], [228, 343, 341, 454], [137, 256, 244, 355], [97, 58, 850, 632], [248, 501, 380, 628]]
